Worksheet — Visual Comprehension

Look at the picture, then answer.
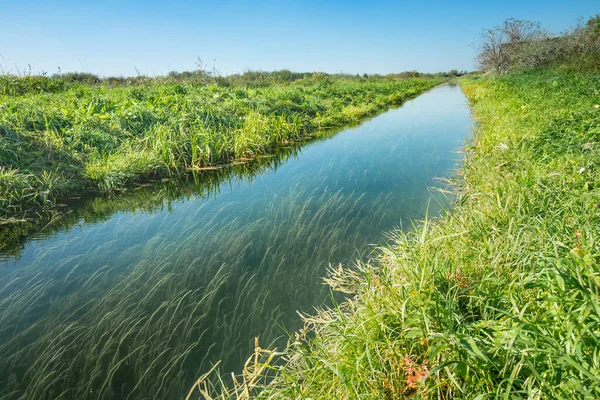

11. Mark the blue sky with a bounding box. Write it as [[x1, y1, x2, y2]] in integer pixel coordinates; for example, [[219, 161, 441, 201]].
[[1, 0, 599, 76]]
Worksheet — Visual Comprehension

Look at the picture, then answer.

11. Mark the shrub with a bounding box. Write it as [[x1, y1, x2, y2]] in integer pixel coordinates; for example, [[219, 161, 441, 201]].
[[477, 15, 600, 73]]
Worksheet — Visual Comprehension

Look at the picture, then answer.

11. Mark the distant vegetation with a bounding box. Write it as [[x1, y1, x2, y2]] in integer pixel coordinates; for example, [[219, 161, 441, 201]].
[[0, 67, 464, 96], [478, 15, 600, 73], [0, 73, 445, 220]]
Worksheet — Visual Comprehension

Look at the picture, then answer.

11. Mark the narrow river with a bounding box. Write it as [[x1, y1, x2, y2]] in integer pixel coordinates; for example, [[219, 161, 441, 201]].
[[0, 84, 473, 399]]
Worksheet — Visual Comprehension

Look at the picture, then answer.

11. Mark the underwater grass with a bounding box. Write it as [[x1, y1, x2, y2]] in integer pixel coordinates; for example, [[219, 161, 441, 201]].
[[0, 74, 443, 220], [180, 69, 600, 399], [0, 172, 415, 399]]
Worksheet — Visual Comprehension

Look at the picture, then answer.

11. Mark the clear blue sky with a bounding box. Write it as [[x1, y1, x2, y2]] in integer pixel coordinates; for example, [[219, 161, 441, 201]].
[[1, 0, 599, 76]]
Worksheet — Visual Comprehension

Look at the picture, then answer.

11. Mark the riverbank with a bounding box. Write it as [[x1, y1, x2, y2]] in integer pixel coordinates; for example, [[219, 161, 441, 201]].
[[199, 68, 600, 398], [0, 75, 443, 220]]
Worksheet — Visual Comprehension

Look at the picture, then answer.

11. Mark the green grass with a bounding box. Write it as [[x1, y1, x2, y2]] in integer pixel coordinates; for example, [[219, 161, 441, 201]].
[[0, 74, 443, 220], [185, 69, 600, 399]]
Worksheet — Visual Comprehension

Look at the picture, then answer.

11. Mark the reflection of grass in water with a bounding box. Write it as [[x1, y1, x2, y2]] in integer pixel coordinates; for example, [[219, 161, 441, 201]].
[[0, 120, 363, 261], [0, 143, 304, 259], [0, 179, 400, 399]]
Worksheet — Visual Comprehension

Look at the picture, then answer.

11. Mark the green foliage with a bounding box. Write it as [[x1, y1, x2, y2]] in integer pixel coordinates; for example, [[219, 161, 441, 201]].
[[0, 74, 66, 96], [586, 15, 600, 41], [0, 74, 443, 219]]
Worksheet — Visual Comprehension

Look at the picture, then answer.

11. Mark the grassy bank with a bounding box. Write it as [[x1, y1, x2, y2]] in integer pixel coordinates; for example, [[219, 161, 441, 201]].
[[0, 74, 442, 220], [193, 69, 600, 398], [0, 144, 302, 255]]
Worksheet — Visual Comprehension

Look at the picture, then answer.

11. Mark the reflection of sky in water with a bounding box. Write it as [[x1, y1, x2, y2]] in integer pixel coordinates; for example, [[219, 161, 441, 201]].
[[0, 85, 473, 391]]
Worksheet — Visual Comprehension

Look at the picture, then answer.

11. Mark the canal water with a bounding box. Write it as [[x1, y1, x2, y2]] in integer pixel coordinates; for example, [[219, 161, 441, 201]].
[[0, 84, 472, 399]]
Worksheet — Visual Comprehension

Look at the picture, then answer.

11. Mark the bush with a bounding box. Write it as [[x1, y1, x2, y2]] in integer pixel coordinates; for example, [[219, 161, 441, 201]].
[[478, 15, 600, 73]]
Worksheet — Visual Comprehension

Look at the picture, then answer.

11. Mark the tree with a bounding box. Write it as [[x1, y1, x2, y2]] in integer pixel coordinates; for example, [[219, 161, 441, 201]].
[[585, 15, 600, 42], [477, 18, 546, 74]]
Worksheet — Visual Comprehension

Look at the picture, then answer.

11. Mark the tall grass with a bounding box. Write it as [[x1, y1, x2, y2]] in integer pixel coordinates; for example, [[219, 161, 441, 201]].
[[182, 69, 600, 399], [0, 74, 443, 219]]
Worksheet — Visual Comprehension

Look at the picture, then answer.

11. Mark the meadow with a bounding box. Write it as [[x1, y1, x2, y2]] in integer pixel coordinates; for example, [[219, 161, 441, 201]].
[[185, 69, 600, 398], [0, 73, 443, 220]]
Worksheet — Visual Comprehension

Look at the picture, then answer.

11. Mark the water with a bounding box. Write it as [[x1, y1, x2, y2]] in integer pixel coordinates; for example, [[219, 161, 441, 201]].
[[0, 84, 473, 399]]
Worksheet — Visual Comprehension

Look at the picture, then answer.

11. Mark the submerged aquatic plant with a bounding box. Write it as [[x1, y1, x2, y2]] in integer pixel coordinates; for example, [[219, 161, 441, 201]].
[[0, 183, 407, 399]]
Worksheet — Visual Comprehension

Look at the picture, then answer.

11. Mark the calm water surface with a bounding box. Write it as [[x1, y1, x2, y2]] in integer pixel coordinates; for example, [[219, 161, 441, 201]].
[[0, 85, 472, 399]]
